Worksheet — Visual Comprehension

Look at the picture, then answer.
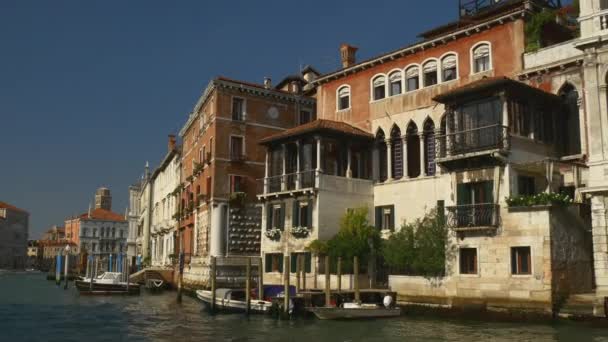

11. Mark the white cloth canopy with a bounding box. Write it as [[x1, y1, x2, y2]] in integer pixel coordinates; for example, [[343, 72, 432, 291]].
[[406, 66, 419, 78], [442, 55, 457, 69], [473, 44, 490, 59]]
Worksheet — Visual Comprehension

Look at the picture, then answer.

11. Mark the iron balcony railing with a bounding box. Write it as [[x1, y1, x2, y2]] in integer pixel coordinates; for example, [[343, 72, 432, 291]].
[[446, 203, 500, 229], [459, 0, 559, 18], [436, 124, 509, 159], [258, 170, 317, 194]]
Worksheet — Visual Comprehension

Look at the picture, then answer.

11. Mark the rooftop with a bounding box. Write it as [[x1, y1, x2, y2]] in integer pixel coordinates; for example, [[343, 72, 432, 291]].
[[77, 208, 126, 222], [259, 119, 373, 145], [0, 201, 28, 214]]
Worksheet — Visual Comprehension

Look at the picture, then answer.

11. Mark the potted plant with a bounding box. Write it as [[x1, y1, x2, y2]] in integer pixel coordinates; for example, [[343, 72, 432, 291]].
[[264, 228, 282, 241], [290, 226, 311, 238]]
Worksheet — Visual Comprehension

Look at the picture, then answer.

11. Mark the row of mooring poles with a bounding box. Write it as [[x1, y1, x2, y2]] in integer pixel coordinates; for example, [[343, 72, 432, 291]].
[[324, 255, 359, 307]]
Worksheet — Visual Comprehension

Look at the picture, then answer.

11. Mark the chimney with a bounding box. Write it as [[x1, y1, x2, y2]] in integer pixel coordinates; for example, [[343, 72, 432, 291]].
[[264, 77, 272, 89], [168, 134, 176, 152], [340, 44, 358, 68]]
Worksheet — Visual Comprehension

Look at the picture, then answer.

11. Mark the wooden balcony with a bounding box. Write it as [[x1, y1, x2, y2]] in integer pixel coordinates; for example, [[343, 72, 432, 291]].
[[435, 124, 509, 170]]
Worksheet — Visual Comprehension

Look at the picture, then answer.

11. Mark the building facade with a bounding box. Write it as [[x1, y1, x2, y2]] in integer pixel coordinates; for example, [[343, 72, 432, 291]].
[[258, 0, 593, 314], [127, 182, 141, 265], [0, 201, 29, 269]]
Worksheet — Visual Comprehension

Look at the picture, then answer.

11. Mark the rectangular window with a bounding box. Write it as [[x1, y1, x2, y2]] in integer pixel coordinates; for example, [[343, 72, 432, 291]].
[[290, 252, 312, 273], [230, 136, 244, 160], [374, 205, 395, 231], [292, 200, 312, 228], [406, 77, 419, 92], [299, 110, 314, 125], [511, 247, 531, 275], [459, 248, 477, 275], [232, 98, 244, 121], [517, 175, 535, 196], [265, 253, 284, 273], [269, 204, 285, 230], [230, 175, 245, 193]]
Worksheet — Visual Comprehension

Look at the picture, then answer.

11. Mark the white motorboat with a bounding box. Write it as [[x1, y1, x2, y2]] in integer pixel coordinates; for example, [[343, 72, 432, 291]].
[[75, 272, 140, 295], [196, 288, 273, 313]]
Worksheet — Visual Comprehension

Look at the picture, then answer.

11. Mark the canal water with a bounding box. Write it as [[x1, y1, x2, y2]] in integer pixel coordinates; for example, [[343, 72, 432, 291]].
[[2, 273, 608, 342]]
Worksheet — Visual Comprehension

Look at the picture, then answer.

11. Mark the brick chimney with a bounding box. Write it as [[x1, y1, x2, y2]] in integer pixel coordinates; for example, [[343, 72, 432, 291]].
[[168, 134, 176, 152], [340, 44, 358, 68]]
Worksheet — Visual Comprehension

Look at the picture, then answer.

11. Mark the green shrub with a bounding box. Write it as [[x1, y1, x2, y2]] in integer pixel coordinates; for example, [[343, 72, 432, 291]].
[[505, 192, 572, 207]]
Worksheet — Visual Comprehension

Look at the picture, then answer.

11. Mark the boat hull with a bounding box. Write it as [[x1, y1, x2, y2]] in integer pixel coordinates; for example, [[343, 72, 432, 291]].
[[309, 307, 401, 320], [75, 280, 140, 295], [196, 290, 273, 314]]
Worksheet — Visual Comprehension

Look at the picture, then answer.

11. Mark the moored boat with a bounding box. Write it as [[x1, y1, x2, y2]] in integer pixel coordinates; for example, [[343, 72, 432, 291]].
[[308, 301, 401, 320], [196, 288, 273, 313], [75, 272, 140, 295]]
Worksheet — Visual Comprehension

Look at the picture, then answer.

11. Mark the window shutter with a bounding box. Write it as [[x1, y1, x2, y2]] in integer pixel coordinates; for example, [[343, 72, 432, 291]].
[[292, 200, 299, 227], [406, 67, 419, 78], [265, 254, 272, 273], [474, 45, 490, 59], [375, 207, 382, 229], [279, 203, 285, 230], [266, 204, 272, 230], [307, 199, 313, 228], [291, 254, 297, 274], [442, 55, 457, 69], [278, 254, 284, 273], [305, 253, 312, 273], [457, 183, 470, 205], [389, 205, 395, 231]]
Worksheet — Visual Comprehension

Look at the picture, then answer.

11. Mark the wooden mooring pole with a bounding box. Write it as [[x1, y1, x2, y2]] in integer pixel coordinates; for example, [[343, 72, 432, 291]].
[[64, 253, 69, 290], [295, 254, 301, 293], [177, 252, 184, 303], [258, 257, 264, 301], [354, 256, 360, 303], [301, 254, 306, 291], [283, 256, 290, 316], [324, 255, 331, 307], [210, 256, 217, 313], [245, 257, 251, 315], [337, 257, 342, 293]]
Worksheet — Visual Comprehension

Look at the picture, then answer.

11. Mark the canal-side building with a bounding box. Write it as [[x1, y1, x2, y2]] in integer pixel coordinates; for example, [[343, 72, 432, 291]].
[[149, 135, 181, 267], [0, 201, 29, 269], [176, 73, 317, 288], [127, 182, 141, 266], [64, 188, 128, 262], [257, 0, 594, 315]]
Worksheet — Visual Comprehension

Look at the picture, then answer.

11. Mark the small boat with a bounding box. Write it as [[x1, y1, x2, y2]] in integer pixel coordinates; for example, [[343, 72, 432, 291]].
[[75, 272, 140, 295], [309, 302, 401, 320], [196, 288, 273, 313]]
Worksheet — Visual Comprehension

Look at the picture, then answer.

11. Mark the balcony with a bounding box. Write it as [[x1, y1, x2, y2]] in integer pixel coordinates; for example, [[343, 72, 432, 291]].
[[446, 203, 500, 231], [459, 0, 559, 18], [258, 170, 317, 195], [436, 125, 509, 170]]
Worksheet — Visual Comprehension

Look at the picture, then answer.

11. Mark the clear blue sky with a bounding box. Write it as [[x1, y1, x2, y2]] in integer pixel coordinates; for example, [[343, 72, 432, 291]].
[[0, 0, 572, 238]]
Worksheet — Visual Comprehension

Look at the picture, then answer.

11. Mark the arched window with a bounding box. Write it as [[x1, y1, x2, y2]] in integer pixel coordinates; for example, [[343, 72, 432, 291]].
[[441, 54, 457, 82], [472, 43, 491, 73], [376, 129, 387, 182], [438, 114, 447, 158], [389, 71, 402, 96], [423, 60, 438, 87], [390, 126, 403, 179], [372, 75, 386, 100], [405, 66, 420, 92], [559, 83, 581, 155], [423, 119, 436, 176], [406, 122, 421, 178], [337, 86, 350, 110]]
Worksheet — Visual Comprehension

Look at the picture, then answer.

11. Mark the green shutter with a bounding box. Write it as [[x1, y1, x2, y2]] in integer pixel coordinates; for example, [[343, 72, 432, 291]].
[[291, 254, 297, 274], [307, 199, 313, 228], [279, 203, 285, 230], [483, 181, 494, 203], [265, 253, 272, 273], [305, 253, 311, 273], [375, 207, 382, 229], [267, 204, 272, 230], [389, 205, 395, 231], [457, 183, 470, 205], [292, 200, 299, 227], [278, 253, 284, 273]]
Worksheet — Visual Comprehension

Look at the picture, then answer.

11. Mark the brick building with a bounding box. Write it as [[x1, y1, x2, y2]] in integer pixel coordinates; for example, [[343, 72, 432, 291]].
[[0, 201, 29, 269]]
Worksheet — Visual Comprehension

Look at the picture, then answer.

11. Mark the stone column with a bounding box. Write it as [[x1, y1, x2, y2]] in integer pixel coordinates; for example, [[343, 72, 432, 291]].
[[315, 136, 322, 188], [295, 140, 301, 189], [501, 93, 509, 150], [386, 139, 392, 181], [402, 136, 409, 179], [264, 149, 270, 194], [281, 144, 287, 191], [592, 195, 608, 297], [419, 134, 426, 177], [346, 144, 352, 178], [583, 52, 606, 162]]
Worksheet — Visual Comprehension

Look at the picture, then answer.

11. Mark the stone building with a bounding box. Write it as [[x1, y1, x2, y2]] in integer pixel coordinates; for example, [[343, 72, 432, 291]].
[[64, 188, 128, 263], [176, 73, 317, 288], [258, 0, 594, 315], [127, 182, 141, 265], [0, 201, 29, 269]]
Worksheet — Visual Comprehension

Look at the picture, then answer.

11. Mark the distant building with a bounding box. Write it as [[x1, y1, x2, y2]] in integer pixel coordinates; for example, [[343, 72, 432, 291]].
[[40, 225, 65, 241], [127, 182, 141, 266], [95, 187, 112, 211], [0, 201, 29, 269], [27, 240, 40, 268]]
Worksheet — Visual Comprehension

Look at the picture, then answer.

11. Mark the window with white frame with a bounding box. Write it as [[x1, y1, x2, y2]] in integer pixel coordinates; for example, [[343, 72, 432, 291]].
[[423, 60, 438, 87], [389, 71, 402, 96], [337, 86, 350, 110], [441, 54, 457, 81], [372, 75, 386, 100], [405, 66, 420, 92], [472, 43, 491, 73]]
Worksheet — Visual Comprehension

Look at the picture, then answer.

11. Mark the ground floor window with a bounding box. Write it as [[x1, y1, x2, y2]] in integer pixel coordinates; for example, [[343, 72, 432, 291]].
[[265, 253, 284, 273], [290, 252, 312, 273], [511, 246, 531, 275], [374, 205, 395, 231], [459, 248, 477, 275]]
